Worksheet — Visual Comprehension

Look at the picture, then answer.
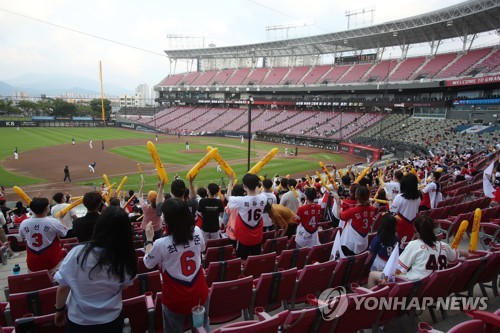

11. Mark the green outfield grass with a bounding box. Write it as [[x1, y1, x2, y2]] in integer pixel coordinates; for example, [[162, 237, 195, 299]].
[[82, 158, 333, 193], [97, 142, 347, 192], [0, 127, 154, 186], [0, 127, 348, 191], [109, 142, 257, 164]]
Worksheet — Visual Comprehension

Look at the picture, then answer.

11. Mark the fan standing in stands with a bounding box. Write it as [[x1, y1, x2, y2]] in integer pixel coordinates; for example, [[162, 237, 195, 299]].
[[226, 173, 266, 259], [143, 200, 209, 333], [73, 191, 102, 243], [198, 183, 224, 240]]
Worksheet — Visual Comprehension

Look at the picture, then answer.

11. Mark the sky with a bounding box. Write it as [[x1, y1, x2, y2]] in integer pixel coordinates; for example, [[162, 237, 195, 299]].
[[0, 0, 497, 91]]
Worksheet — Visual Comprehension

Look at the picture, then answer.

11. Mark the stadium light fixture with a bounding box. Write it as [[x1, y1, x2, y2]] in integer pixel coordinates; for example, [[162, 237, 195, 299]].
[[447, 20, 453, 27], [393, 31, 398, 37], [247, 95, 254, 171], [246, 87, 250, 91]]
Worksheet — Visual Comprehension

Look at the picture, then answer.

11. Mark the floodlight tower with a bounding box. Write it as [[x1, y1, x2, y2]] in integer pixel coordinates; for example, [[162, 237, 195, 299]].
[[345, 7, 375, 29]]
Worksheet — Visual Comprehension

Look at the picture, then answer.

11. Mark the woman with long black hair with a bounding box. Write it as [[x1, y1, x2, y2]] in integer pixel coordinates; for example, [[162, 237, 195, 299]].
[[389, 173, 421, 247], [143, 199, 209, 333], [54, 206, 137, 332]]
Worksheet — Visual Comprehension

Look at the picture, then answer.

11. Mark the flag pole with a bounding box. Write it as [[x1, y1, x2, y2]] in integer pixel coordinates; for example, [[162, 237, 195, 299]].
[[99, 61, 106, 126]]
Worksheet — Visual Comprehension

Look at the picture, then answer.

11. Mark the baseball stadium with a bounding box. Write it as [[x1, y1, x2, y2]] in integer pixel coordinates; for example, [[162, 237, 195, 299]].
[[0, 0, 499, 332]]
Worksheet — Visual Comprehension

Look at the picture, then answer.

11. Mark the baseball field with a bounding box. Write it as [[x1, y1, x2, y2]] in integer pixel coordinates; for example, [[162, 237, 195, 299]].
[[0, 127, 362, 198]]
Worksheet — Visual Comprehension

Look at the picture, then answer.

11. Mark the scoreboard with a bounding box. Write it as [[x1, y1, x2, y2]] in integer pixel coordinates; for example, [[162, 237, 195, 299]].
[[335, 53, 377, 64]]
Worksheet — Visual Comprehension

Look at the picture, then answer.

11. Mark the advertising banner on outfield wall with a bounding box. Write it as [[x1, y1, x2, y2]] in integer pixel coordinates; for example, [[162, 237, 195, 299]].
[[0, 120, 37, 127], [340, 142, 382, 161], [115, 122, 156, 132]]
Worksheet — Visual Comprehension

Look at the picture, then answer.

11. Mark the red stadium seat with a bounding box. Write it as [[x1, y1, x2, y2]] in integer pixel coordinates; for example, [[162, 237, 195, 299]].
[[203, 245, 234, 268], [121, 293, 154, 333], [317, 228, 334, 244], [208, 276, 254, 325], [122, 270, 162, 300], [325, 285, 390, 333], [420, 263, 462, 323], [14, 313, 63, 333], [205, 258, 242, 287], [277, 248, 308, 271], [205, 238, 231, 249], [289, 260, 336, 309], [474, 250, 500, 297], [262, 237, 288, 255], [137, 256, 158, 274], [5, 286, 58, 324], [305, 241, 333, 265], [450, 253, 490, 298], [252, 268, 297, 315], [242, 253, 276, 279], [5, 270, 53, 300]]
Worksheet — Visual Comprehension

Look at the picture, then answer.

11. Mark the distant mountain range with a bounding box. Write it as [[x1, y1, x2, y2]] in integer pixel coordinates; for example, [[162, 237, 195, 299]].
[[0, 73, 134, 98]]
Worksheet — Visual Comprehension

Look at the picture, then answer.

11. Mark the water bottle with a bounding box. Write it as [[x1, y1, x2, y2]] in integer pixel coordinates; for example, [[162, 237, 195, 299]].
[[122, 318, 131, 333], [13, 264, 20, 275]]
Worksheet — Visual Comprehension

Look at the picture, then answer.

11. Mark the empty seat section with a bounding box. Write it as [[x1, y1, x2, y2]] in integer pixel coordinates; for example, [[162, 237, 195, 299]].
[[337, 63, 373, 83], [192, 70, 218, 85], [159, 73, 185, 86], [476, 49, 500, 73], [436, 48, 492, 78], [263, 68, 289, 85], [226, 68, 252, 85], [389, 57, 426, 81], [364, 59, 397, 82], [179, 72, 202, 85], [210, 69, 236, 85], [414, 52, 457, 79], [320, 65, 350, 84], [281, 66, 309, 85], [243, 68, 269, 85], [299, 65, 331, 84]]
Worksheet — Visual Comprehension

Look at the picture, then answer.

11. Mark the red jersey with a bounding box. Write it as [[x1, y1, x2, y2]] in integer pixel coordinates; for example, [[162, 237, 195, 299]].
[[296, 204, 322, 234], [340, 205, 376, 237], [341, 199, 358, 211]]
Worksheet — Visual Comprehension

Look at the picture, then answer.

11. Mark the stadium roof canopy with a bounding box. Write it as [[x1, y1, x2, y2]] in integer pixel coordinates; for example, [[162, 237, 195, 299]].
[[164, 0, 500, 60]]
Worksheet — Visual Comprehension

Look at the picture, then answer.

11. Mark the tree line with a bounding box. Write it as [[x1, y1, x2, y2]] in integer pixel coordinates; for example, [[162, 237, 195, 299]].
[[0, 98, 112, 119]]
